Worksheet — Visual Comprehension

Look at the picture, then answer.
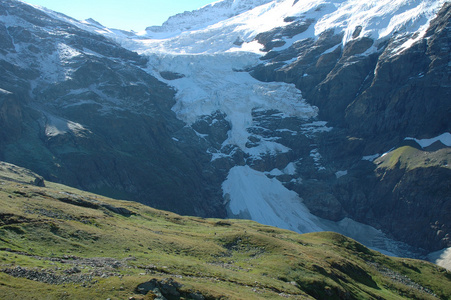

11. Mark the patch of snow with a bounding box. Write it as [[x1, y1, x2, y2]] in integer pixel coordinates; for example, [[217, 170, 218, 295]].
[[82, 48, 105, 58], [245, 139, 291, 157], [362, 154, 380, 162], [335, 170, 348, 178], [405, 132, 451, 148], [266, 168, 284, 176], [0, 88, 12, 95], [391, 30, 427, 55], [209, 151, 232, 161], [44, 115, 88, 137], [301, 121, 333, 138], [223, 165, 323, 233], [381, 147, 395, 158], [322, 43, 341, 55], [291, 178, 302, 184], [283, 162, 297, 175], [263, 163, 298, 177], [193, 130, 209, 140], [57, 43, 81, 62], [282, 57, 299, 65], [310, 148, 326, 171], [428, 247, 451, 271], [62, 100, 98, 108], [276, 128, 297, 135]]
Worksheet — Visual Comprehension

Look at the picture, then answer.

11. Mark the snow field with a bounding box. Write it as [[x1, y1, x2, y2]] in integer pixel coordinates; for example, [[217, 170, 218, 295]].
[[405, 132, 451, 148], [223, 165, 324, 233]]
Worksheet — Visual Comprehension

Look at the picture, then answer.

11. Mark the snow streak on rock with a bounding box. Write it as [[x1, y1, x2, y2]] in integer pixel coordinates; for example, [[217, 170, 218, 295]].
[[405, 132, 451, 148]]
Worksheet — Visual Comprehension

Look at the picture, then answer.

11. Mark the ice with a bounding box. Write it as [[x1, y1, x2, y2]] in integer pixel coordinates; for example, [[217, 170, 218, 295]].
[[143, 52, 318, 157], [57, 43, 81, 62], [44, 115, 88, 137], [283, 162, 297, 175], [267, 168, 284, 176], [223, 166, 417, 257], [405, 132, 451, 148], [223, 165, 324, 233], [301, 121, 333, 138], [310, 149, 326, 170], [335, 170, 348, 178], [428, 247, 451, 271], [362, 154, 380, 161], [315, 0, 446, 48]]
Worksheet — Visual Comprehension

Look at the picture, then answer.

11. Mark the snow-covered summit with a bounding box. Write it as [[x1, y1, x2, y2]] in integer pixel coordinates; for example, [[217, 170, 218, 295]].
[[145, 0, 275, 34], [132, 0, 446, 56]]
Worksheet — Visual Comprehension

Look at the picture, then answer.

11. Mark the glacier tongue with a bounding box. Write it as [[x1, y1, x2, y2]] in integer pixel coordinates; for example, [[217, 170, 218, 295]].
[[428, 248, 451, 271], [223, 165, 324, 233], [223, 166, 418, 257]]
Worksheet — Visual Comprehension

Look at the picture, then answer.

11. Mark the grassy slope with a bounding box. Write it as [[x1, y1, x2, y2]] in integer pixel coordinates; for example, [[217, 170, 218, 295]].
[[375, 146, 450, 171], [0, 162, 450, 300]]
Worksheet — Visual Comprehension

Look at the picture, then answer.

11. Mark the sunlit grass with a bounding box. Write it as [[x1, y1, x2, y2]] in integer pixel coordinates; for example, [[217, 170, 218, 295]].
[[0, 162, 450, 299]]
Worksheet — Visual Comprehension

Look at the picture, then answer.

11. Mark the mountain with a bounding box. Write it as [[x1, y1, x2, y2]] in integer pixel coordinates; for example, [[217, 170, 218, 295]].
[[0, 161, 450, 299], [0, 0, 227, 218], [0, 0, 449, 267], [118, 0, 451, 259]]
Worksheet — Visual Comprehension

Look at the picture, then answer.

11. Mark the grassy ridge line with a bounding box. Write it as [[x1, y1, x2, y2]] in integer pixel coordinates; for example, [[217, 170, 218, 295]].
[[375, 145, 451, 171], [0, 161, 450, 299]]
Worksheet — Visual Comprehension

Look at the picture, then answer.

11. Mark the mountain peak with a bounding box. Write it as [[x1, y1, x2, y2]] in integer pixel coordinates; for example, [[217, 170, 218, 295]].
[[145, 0, 275, 34]]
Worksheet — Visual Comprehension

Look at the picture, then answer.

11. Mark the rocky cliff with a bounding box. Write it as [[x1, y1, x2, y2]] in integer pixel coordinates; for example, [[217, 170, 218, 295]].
[[0, 0, 226, 218], [249, 2, 451, 252]]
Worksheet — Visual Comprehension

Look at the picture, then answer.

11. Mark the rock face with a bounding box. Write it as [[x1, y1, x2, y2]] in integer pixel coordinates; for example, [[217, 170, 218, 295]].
[[0, 0, 226, 218], [249, 2, 451, 251]]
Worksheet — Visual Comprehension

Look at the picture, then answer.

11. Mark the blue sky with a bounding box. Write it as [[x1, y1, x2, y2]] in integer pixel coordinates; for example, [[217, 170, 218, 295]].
[[22, 0, 217, 32]]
